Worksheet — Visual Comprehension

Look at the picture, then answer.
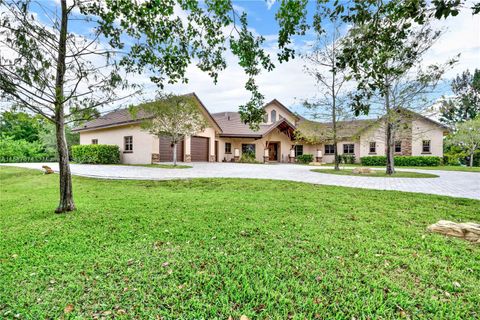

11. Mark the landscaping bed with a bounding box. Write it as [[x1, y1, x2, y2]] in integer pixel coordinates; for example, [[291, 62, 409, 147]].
[[311, 168, 439, 178]]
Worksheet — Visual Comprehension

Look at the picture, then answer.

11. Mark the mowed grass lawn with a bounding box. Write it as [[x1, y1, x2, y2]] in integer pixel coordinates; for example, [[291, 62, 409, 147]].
[[1, 167, 479, 319]]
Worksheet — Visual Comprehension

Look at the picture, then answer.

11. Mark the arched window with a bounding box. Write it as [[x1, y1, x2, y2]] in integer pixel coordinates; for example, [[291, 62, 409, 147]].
[[271, 109, 277, 122]]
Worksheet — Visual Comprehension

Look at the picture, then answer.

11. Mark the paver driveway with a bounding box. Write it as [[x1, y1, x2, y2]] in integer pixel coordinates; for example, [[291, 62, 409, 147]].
[[2, 162, 479, 199]]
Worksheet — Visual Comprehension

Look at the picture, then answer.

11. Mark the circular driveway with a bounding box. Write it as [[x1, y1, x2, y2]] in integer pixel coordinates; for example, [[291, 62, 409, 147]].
[[2, 162, 479, 200]]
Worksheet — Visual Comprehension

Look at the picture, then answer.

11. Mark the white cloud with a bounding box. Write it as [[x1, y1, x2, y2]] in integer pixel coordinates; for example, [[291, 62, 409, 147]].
[[266, 0, 276, 10], [423, 9, 480, 78], [160, 8, 479, 116]]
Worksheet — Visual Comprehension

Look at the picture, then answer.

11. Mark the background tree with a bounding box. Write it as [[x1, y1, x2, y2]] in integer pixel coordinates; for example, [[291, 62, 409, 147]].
[[447, 117, 480, 167], [0, 0, 136, 212], [337, 3, 454, 175], [300, 18, 352, 170], [0, 107, 46, 142], [131, 94, 207, 166], [440, 69, 480, 126]]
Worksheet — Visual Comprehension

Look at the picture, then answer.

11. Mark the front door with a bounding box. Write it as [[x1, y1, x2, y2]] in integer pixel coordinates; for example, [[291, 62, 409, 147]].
[[268, 143, 278, 161]]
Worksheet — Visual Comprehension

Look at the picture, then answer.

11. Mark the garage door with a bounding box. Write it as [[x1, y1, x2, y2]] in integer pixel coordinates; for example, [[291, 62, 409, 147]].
[[159, 136, 184, 162], [191, 136, 209, 162]]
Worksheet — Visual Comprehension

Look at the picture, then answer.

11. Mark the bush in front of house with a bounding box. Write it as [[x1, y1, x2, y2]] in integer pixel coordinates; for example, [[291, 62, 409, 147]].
[[360, 156, 387, 166], [239, 151, 258, 163], [395, 156, 442, 166], [443, 153, 462, 166], [71, 144, 120, 164], [336, 154, 356, 164], [296, 154, 314, 164], [360, 155, 442, 166]]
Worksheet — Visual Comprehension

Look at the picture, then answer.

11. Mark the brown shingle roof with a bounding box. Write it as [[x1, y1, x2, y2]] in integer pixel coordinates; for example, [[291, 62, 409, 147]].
[[296, 118, 376, 142], [72, 93, 221, 132], [212, 112, 270, 137]]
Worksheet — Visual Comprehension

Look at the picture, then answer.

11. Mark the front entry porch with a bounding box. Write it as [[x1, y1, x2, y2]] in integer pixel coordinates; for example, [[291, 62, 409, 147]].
[[267, 142, 279, 162]]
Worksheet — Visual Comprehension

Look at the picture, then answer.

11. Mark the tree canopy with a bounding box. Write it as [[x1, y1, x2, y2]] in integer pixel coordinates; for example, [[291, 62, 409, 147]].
[[440, 69, 480, 126]]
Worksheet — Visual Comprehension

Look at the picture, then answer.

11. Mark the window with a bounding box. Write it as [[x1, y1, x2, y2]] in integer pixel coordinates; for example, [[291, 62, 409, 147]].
[[242, 144, 256, 154], [225, 142, 232, 154], [422, 140, 431, 153], [271, 109, 277, 122], [343, 144, 355, 154], [294, 145, 303, 156], [124, 136, 133, 152], [395, 141, 402, 153], [91, 139, 98, 145], [325, 144, 335, 155], [369, 142, 376, 153]]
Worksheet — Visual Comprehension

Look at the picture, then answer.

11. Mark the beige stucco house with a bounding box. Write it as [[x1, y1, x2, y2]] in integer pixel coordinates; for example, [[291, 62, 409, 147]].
[[73, 93, 449, 164]]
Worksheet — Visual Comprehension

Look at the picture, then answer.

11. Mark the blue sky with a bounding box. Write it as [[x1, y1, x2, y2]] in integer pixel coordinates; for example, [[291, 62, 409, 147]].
[[6, 0, 480, 119]]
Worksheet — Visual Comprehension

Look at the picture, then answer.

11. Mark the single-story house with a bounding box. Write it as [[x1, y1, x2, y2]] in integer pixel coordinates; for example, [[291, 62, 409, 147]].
[[73, 93, 449, 164]]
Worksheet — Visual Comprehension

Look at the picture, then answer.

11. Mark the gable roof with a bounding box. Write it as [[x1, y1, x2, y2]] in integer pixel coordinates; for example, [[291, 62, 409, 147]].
[[72, 93, 222, 133], [212, 111, 296, 138], [264, 99, 301, 121]]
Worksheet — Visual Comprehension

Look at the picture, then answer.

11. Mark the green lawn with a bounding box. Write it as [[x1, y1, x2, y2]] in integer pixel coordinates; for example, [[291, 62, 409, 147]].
[[1, 167, 479, 319], [321, 163, 480, 172], [311, 168, 439, 178]]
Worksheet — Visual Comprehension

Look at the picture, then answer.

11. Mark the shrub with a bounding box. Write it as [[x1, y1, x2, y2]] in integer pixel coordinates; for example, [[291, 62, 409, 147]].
[[71, 144, 120, 164], [239, 151, 258, 163], [360, 156, 386, 166], [296, 154, 314, 164], [443, 153, 462, 166], [336, 154, 356, 164], [0, 137, 56, 162], [360, 156, 442, 166], [394, 156, 442, 166]]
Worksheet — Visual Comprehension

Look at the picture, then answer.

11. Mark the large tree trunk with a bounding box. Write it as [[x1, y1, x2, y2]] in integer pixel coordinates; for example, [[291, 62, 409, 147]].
[[55, 119, 75, 213], [331, 41, 340, 171], [384, 80, 394, 175], [173, 142, 177, 166], [385, 121, 395, 175], [469, 152, 474, 167], [54, 0, 75, 213]]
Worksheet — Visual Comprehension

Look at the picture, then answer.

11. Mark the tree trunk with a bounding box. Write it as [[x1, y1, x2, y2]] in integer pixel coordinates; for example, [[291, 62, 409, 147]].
[[54, 0, 75, 213], [470, 152, 474, 167], [173, 142, 177, 166], [384, 79, 394, 175], [385, 121, 395, 175], [332, 40, 339, 171], [55, 119, 75, 213]]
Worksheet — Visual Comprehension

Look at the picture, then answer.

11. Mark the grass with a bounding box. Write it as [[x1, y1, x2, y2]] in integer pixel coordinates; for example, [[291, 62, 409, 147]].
[[311, 168, 439, 178], [321, 163, 480, 172], [1, 167, 479, 319]]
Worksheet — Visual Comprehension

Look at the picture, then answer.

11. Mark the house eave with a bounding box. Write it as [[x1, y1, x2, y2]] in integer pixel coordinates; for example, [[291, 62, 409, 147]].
[[72, 119, 143, 133]]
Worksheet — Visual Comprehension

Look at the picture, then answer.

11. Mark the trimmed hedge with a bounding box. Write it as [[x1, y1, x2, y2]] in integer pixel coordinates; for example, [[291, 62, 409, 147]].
[[360, 155, 442, 167], [71, 144, 120, 164], [336, 154, 356, 164], [297, 154, 314, 164]]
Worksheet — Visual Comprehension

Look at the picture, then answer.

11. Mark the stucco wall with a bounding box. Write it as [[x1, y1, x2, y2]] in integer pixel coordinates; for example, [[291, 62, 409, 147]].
[[263, 103, 296, 125], [412, 119, 444, 157], [360, 122, 386, 158], [79, 124, 156, 164], [358, 117, 445, 158]]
